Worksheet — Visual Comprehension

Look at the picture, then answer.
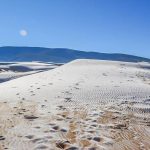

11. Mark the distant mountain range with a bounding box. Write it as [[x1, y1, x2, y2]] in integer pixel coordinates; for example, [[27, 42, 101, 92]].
[[0, 46, 149, 63]]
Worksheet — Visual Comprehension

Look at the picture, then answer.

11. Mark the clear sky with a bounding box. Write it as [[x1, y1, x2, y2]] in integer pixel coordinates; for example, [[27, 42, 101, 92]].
[[0, 0, 150, 58]]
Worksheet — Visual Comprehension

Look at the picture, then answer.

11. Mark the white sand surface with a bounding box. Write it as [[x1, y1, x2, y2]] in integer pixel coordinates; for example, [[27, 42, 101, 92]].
[[0, 59, 150, 150], [0, 61, 60, 83]]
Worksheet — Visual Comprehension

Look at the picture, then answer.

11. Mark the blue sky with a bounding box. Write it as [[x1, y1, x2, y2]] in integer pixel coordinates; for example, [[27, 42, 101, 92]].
[[0, 0, 150, 58]]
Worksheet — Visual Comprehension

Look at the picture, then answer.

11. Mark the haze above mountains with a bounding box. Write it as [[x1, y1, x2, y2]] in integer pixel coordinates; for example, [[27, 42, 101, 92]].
[[0, 46, 149, 63]]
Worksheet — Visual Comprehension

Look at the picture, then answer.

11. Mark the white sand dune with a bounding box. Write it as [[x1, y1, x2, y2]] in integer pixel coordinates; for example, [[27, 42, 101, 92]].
[[0, 61, 60, 83], [0, 59, 150, 150]]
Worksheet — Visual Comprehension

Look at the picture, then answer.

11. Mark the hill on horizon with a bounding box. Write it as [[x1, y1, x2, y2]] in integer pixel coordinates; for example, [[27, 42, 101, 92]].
[[0, 46, 149, 63]]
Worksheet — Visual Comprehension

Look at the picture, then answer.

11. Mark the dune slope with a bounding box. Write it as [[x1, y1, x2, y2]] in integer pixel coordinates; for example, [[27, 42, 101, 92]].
[[0, 59, 150, 150]]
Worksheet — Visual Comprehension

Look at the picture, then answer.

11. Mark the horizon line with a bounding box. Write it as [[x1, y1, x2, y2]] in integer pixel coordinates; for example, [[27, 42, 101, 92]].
[[0, 45, 149, 59]]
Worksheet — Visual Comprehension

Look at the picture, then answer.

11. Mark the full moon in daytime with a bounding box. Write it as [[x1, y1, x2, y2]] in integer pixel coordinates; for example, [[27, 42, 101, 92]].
[[19, 29, 28, 37]]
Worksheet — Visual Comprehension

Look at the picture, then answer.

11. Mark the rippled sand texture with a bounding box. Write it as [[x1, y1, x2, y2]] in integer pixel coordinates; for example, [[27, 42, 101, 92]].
[[0, 59, 150, 150]]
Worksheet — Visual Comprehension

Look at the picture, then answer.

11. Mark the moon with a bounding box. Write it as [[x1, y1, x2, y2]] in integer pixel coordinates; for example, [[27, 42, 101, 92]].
[[20, 30, 28, 37]]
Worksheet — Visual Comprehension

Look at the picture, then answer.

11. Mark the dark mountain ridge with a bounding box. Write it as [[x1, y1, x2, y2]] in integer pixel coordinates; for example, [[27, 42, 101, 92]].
[[0, 46, 149, 63]]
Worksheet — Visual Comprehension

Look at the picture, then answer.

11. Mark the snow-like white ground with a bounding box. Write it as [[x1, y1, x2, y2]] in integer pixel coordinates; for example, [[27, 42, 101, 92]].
[[0, 59, 150, 150], [0, 61, 61, 83], [0, 59, 149, 110]]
